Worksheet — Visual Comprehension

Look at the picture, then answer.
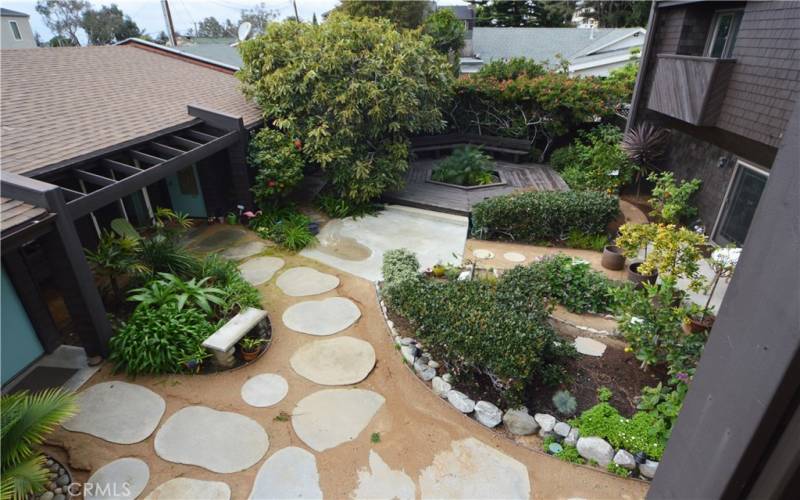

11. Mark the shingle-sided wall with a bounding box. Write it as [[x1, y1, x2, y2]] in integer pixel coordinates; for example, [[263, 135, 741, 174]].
[[716, 1, 800, 148]]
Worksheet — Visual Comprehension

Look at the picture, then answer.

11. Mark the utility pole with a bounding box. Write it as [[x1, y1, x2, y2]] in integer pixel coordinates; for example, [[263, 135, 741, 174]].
[[161, 0, 177, 46], [293, 0, 300, 22]]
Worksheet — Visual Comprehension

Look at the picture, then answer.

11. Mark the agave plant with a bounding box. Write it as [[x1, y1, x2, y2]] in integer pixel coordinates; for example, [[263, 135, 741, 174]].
[[1, 389, 78, 500], [621, 122, 670, 196]]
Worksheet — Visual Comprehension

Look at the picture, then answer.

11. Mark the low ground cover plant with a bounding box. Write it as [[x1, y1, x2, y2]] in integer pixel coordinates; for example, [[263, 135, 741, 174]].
[[382, 249, 572, 405], [430, 146, 496, 186], [249, 206, 317, 252], [471, 190, 619, 243]]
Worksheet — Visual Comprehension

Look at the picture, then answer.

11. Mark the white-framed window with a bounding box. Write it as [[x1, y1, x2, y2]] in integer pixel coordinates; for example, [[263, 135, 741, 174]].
[[9, 20, 22, 41], [705, 9, 744, 58], [712, 160, 769, 246]]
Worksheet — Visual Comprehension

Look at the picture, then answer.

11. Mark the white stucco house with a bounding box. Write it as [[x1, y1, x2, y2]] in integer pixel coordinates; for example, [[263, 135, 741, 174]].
[[1, 8, 36, 49]]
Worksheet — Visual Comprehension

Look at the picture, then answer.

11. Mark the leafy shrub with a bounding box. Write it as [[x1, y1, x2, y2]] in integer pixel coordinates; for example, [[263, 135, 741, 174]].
[[498, 255, 617, 314], [239, 14, 454, 203], [612, 281, 707, 382], [85, 232, 146, 304], [565, 230, 608, 251], [382, 250, 571, 405], [315, 193, 382, 219], [423, 8, 465, 56], [250, 207, 317, 252], [570, 402, 668, 460], [199, 255, 261, 314], [553, 390, 577, 416], [555, 445, 585, 464], [109, 303, 216, 375], [431, 146, 496, 186], [136, 236, 199, 278], [128, 273, 225, 316], [249, 127, 305, 204], [1, 389, 78, 499], [607, 462, 631, 477], [477, 58, 548, 80], [558, 125, 636, 192], [548, 145, 579, 172], [471, 190, 619, 242], [648, 172, 702, 224]]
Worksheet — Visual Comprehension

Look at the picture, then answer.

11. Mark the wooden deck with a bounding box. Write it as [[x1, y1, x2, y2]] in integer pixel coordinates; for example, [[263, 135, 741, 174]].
[[382, 159, 569, 215]]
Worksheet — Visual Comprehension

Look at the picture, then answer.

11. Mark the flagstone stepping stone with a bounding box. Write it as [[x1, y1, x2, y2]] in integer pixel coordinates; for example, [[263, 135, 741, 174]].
[[352, 450, 415, 500], [276, 267, 340, 296], [290, 336, 376, 385], [238, 256, 285, 285], [574, 337, 607, 357], [292, 389, 385, 452], [85, 458, 149, 500], [473, 249, 495, 259], [419, 438, 531, 500], [249, 447, 322, 500], [241, 374, 289, 407], [144, 478, 231, 500], [62, 381, 165, 444], [221, 240, 267, 261], [282, 297, 361, 336], [503, 252, 526, 263], [154, 406, 269, 473]]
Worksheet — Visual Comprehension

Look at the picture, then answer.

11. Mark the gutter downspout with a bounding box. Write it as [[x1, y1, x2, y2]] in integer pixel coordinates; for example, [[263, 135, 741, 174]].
[[625, 1, 660, 132]]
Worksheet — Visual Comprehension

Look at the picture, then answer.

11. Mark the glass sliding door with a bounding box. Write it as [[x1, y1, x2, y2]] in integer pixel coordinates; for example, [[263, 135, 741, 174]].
[[715, 162, 768, 246]]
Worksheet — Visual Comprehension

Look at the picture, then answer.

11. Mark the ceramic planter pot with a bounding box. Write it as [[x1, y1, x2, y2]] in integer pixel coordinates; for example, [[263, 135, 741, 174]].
[[601, 245, 626, 270], [627, 261, 658, 287], [241, 347, 261, 362]]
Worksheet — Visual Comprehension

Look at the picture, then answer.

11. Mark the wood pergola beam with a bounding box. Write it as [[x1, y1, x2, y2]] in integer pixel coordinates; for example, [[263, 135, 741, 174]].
[[169, 135, 203, 149], [129, 150, 166, 165], [185, 130, 218, 143], [75, 169, 115, 187], [150, 142, 185, 158], [102, 159, 142, 176]]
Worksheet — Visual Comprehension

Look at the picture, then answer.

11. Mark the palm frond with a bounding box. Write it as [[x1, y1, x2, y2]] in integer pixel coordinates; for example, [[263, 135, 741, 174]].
[[0, 455, 48, 500]]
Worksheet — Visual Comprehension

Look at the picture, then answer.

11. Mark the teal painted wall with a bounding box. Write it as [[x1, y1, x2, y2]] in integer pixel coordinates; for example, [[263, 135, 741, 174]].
[[166, 164, 207, 218], [1, 266, 44, 384]]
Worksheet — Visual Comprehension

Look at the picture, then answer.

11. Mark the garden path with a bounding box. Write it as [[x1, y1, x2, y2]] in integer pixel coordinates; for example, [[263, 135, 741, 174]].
[[49, 231, 648, 499]]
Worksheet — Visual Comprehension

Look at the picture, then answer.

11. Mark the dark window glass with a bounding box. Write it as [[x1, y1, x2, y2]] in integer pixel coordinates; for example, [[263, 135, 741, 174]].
[[718, 166, 767, 246], [177, 166, 199, 196], [9, 21, 21, 40], [708, 11, 744, 58]]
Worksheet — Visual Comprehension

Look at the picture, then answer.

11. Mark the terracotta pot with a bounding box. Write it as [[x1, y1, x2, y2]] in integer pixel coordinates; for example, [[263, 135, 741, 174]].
[[627, 261, 658, 287], [682, 315, 715, 334], [241, 348, 260, 362], [601, 245, 626, 270], [697, 243, 715, 258]]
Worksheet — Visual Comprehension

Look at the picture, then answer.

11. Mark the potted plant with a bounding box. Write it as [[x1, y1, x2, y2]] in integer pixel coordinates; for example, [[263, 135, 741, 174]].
[[432, 263, 446, 278], [617, 223, 706, 291], [601, 245, 626, 270], [683, 246, 741, 333], [180, 348, 210, 373], [226, 212, 239, 225], [239, 336, 267, 362]]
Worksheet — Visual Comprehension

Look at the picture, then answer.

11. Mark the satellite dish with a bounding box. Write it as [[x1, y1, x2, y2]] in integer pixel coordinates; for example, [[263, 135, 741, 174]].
[[238, 22, 253, 41]]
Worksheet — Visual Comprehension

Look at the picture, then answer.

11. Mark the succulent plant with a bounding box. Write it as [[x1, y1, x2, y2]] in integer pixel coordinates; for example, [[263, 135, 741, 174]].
[[552, 390, 577, 416]]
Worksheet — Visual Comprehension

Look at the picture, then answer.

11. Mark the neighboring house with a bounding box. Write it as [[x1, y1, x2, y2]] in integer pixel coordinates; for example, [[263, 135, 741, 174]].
[[463, 27, 645, 76], [439, 4, 476, 56], [176, 37, 243, 68], [0, 45, 261, 385], [628, 0, 800, 246], [1, 8, 36, 49]]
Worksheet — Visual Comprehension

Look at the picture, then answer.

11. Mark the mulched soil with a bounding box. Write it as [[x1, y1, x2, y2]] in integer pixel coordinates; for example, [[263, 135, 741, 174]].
[[386, 306, 667, 418]]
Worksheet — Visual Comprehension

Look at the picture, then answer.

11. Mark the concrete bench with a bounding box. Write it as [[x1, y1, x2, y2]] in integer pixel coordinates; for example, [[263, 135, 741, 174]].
[[202, 307, 267, 367]]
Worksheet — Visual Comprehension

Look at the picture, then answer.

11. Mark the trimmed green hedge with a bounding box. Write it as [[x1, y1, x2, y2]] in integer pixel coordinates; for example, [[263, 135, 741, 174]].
[[382, 249, 571, 405], [471, 190, 619, 242]]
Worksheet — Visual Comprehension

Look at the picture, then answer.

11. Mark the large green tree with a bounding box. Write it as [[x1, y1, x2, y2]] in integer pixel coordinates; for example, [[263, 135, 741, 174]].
[[472, 0, 576, 27], [195, 16, 235, 38], [35, 0, 89, 45], [239, 2, 277, 34], [423, 9, 466, 56], [333, 0, 432, 29], [239, 14, 454, 203], [583, 1, 651, 27], [82, 4, 142, 44]]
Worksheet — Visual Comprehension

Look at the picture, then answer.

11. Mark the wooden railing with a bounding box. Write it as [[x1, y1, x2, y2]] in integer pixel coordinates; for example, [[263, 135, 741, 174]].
[[647, 54, 736, 126]]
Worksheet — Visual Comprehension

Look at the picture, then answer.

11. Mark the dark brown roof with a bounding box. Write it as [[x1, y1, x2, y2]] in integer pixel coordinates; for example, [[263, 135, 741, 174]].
[[0, 46, 261, 175], [0, 197, 48, 232]]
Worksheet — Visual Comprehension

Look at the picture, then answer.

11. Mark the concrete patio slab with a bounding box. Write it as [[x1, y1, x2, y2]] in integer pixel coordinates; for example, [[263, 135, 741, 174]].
[[503, 251, 526, 263], [301, 205, 468, 281], [419, 437, 531, 499], [62, 381, 165, 444], [85, 457, 149, 500], [238, 256, 285, 285], [144, 478, 231, 500], [352, 450, 415, 500], [290, 336, 376, 385], [221, 240, 268, 261], [473, 249, 495, 259], [248, 447, 322, 500], [282, 297, 361, 336], [241, 374, 289, 407], [292, 388, 385, 452], [276, 267, 340, 296], [154, 406, 268, 473]]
